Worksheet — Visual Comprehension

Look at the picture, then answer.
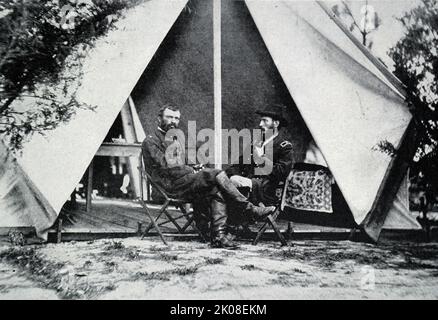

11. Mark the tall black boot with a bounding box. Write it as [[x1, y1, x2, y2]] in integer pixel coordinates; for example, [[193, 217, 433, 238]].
[[192, 202, 210, 242], [215, 172, 275, 221], [210, 192, 239, 249]]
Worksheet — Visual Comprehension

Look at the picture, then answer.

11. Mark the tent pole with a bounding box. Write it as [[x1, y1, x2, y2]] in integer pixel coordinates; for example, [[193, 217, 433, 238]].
[[316, 1, 406, 98], [86, 160, 94, 212], [120, 101, 142, 198], [213, 0, 222, 169], [128, 96, 148, 200]]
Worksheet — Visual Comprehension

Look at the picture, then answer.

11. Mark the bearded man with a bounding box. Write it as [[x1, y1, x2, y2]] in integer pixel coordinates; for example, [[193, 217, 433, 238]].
[[227, 104, 294, 207]]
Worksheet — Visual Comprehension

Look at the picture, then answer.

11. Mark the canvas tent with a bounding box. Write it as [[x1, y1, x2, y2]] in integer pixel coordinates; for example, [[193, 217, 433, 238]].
[[0, 0, 188, 239], [239, 0, 421, 241], [0, 0, 421, 242]]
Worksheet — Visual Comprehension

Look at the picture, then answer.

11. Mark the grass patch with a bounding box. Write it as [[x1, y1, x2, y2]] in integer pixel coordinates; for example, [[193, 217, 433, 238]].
[[292, 268, 306, 274], [388, 243, 438, 260], [271, 248, 299, 260], [126, 250, 141, 260], [104, 261, 118, 272], [174, 266, 199, 276], [0, 247, 107, 299], [241, 264, 257, 271], [204, 257, 224, 265], [149, 246, 168, 253], [135, 265, 200, 281], [104, 241, 124, 250], [0, 247, 65, 279], [7, 231, 25, 246], [136, 271, 171, 281], [157, 253, 178, 262], [261, 242, 438, 272], [100, 242, 143, 261], [269, 271, 317, 287], [395, 256, 438, 270], [270, 275, 293, 286], [0, 247, 74, 298], [266, 246, 392, 269]]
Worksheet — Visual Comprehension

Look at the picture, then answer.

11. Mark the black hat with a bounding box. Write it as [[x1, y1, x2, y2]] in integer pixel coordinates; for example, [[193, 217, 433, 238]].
[[255, 104, 288, 125]]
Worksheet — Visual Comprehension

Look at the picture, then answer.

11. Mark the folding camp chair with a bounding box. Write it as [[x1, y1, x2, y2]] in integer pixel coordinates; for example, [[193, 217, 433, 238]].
[[252, 179, 289, 246], [138, 166, 198, 245]]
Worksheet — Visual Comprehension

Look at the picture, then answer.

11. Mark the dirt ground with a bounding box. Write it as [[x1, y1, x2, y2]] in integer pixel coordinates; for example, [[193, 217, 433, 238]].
[[1, 237, 438, 300]]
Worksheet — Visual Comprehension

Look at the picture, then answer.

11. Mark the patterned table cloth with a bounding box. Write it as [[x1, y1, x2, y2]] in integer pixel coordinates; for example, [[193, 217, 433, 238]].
[[282, 169, 334, 213]]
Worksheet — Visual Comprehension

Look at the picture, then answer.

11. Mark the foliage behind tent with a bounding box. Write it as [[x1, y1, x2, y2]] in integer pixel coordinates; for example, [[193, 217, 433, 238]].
[[389, 0, 438, 204], [0, 0, 144, 152]]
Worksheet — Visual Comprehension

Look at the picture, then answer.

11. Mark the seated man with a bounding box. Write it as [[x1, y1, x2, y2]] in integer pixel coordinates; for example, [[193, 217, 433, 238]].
[[227, 104, 294, 207], [142, 105, 275, 248]]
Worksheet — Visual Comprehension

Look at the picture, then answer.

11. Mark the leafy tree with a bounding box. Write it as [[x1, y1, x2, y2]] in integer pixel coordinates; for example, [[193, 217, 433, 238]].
[[389, 0, 438, 204], [332, 0, 381, 49], [0, 0, 143, 152]]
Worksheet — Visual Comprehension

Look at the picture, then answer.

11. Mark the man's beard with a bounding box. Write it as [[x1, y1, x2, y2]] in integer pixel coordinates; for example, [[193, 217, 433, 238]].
[[160, 122, 178, 132], [260, 126, 274, 133]]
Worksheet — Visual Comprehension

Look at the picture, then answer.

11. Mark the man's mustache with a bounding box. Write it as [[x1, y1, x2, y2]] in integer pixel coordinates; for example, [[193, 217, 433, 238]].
[[162, 123, 178, 130]]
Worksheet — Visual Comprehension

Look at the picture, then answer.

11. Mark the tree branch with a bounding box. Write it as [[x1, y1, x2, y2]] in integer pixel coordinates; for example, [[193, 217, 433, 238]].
[[341, 1, 362, 31], [0, 36, 18, 70], [0, 78, 28, 115]]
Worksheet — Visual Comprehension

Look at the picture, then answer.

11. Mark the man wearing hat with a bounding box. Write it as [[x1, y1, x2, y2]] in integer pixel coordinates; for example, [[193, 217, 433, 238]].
[[226, 104, 294, 207]]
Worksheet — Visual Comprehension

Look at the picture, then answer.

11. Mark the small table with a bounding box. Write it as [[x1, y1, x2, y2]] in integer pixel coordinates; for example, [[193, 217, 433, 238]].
[[83, 142, 147, 211]]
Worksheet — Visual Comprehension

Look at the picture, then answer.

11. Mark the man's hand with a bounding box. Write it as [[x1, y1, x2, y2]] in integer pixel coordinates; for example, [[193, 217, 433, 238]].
[[253, 145, 264, 158], [192, 164, 204, 172]]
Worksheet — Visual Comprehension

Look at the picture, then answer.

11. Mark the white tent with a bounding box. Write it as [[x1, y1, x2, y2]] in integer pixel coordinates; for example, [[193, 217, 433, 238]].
[[0, 0, 188, 239], [244, 0, 421, 240], [0, 0, 420, 241]]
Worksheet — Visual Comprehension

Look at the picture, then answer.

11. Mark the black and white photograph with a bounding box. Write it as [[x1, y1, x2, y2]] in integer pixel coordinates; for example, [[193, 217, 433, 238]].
[[0, 0, 437, 303]]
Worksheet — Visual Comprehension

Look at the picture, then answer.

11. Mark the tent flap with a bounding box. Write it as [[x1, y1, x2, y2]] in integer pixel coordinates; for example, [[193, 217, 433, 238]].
[[17, 0, 187, 219], [245, 0, 413, 228], [383, 173, 421, 230], [0, 142, 57, 239]]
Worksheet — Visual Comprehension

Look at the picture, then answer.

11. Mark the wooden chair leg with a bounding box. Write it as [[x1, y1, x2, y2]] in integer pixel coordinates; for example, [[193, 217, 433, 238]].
[[180, 214, 195, 232], [139, 199, 168, 245], [156, 214, 191, 227], [253, 220, 270, 245], [158, 203, 195, 234], [253, 209, 278, 245], [144, 202, 169, 233], [144, 211, 165, 234], [137, 222, 143, 236], [268, 215, 288, 246], [286, 222, 294, 240], [163, 209, 184, 233], [179, 205, 195, 232], [148, 208, 194, 234], [252, 207, 286, 245]]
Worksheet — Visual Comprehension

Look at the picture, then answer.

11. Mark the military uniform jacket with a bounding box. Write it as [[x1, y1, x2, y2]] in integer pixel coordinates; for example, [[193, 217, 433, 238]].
[[226, 127, 294, 204], [142, 127, 220, 200]]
